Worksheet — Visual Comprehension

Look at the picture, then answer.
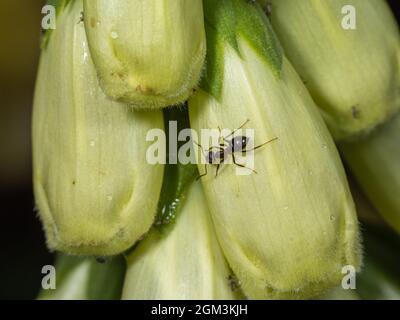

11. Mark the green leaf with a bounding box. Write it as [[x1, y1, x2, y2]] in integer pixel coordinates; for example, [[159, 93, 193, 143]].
[[86, 256, 126, 300], [201, 0, 282, 99], [154, 106, 198, 234], [37, 254, 126, 300], [201, 0, 237, 99], [233, 0, 282, 76], [41, 0, 74, 50], [357, 225, 400, 300]]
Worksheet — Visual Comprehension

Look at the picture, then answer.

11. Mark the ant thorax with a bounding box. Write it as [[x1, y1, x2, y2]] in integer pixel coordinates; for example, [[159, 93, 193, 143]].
[[231, 136, 250, 152]]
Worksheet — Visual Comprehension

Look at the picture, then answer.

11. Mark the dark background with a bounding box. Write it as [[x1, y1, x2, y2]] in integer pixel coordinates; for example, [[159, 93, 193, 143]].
[[0, 0, 399, 300], [0, 0, 52, 299]]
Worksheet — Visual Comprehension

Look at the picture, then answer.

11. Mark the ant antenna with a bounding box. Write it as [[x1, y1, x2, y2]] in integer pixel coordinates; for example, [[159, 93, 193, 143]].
[[223, 119, 250, 141], [246, 137, 278, 152]]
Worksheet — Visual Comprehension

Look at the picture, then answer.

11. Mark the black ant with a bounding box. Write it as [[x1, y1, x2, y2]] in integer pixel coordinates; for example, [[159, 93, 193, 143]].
[[78, 11, 84, 24], [194, 119, 278, 179]]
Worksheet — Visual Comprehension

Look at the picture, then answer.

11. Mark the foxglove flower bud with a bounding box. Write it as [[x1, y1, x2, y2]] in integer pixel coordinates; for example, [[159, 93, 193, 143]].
[[189, 0, 361, 299], [83, 0, 206, 108], [122, 183, 241, 300], [340, 112, 400, 233], [33, 0, 164, 256], [268, 0, 400, 140]]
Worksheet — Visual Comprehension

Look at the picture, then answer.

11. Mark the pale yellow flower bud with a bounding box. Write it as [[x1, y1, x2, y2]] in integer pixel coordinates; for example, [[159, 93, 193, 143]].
[[33, 0, 164, 256], [340, 112, 400, 233], [268, 0, 400, 140], [189, 0, 361, 298], [83, 0, 206, 108], [122, 182, 241, 300]]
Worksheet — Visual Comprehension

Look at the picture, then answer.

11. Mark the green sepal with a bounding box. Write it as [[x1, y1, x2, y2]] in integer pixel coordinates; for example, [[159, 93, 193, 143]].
[[357, 226, 400, 300], [41, 0, 74, 50], [154, 106, 198, 234], [201, 0, 282, 100]]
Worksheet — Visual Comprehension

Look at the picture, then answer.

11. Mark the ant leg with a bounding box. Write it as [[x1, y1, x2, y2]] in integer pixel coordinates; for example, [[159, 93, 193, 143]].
[[194, 140, 209, 153], [194, 140, 210, 165], [215, 164, 220, 177], [215, 150, 227, 177], [232, 153, 258, 174], [193, 141, 215, 177], [244, 137, 278, 153], [196, 164, 208, 180], [193, 140, 206, 157], [215, 158, 226, 177]]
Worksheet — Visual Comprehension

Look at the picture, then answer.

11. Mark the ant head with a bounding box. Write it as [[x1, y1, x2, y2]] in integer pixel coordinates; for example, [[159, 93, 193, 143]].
[[232, 136, 249, 151]]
